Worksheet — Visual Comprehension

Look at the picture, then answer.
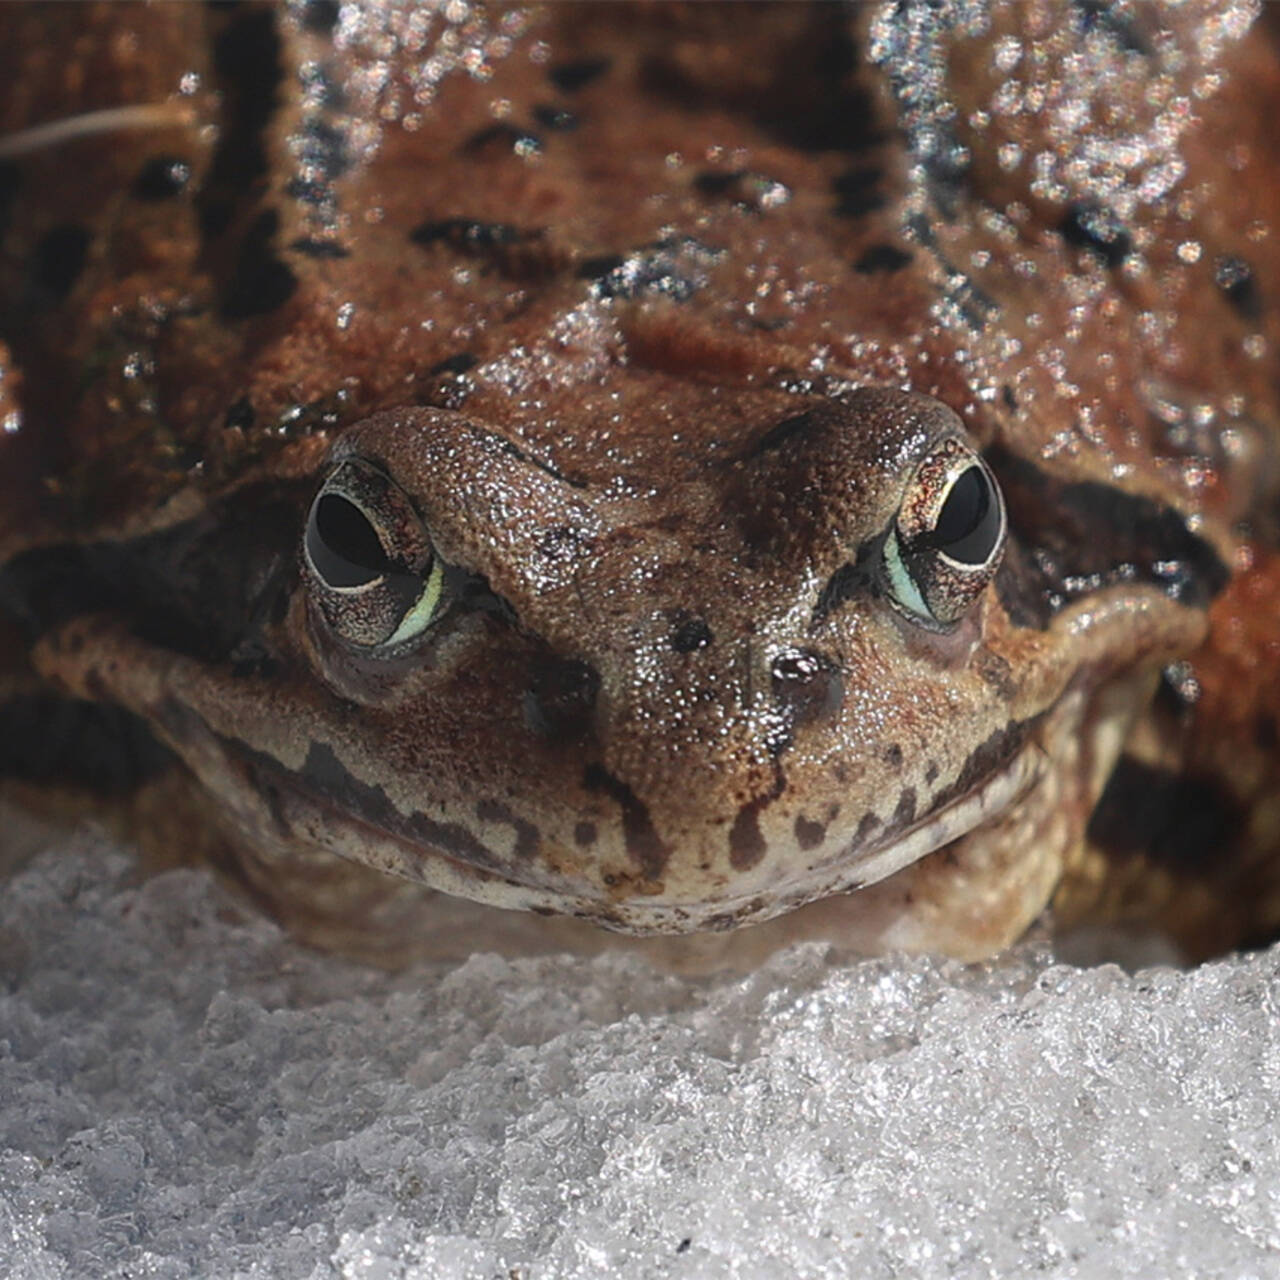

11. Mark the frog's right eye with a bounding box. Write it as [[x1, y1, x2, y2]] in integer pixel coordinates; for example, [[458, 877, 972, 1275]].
[[303, 458, 447, 649]]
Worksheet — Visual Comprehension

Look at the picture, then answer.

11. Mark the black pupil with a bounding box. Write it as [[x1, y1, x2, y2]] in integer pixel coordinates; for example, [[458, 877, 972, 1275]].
[[306, 493, 390, 587], [931, 465, 1001, 565]]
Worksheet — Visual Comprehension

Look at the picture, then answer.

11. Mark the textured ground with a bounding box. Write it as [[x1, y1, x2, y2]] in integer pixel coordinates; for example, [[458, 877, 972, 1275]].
[[2, 818, 1279, 1279]]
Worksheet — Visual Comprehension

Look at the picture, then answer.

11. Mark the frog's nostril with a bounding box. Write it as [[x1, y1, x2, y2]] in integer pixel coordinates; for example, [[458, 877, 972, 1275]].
[[771, 648, 844, 727], [522, 657, 601, 739], [669, 613, 714, 653]]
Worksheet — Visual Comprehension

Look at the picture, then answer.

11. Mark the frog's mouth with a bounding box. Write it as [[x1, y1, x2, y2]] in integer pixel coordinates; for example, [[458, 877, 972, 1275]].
[[173, 680, 1052, 935], [823, 737, 1048, 892], [610, 730, 1052, 933]]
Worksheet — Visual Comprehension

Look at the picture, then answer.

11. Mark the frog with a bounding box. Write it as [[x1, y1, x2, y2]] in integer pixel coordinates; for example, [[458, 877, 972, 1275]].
[[1, 0, 1278, 964]]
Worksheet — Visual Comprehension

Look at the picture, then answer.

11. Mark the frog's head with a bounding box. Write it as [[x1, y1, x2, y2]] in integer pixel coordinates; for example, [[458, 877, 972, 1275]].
[[33, 387, 1214, 948]]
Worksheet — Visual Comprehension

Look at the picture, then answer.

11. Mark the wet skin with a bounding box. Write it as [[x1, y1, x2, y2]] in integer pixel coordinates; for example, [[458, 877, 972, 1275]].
[[2, 1, 1280, 960]]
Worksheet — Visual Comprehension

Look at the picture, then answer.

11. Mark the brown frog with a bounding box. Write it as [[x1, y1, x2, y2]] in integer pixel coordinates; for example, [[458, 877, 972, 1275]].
[[2, 0, 1279, 962]]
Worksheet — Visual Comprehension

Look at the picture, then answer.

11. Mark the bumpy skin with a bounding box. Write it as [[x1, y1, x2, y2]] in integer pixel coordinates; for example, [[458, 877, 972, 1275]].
[[1, 1, 1278, 960]]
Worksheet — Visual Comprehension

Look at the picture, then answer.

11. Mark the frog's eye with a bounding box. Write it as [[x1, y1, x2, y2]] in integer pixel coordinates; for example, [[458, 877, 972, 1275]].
[[881, 439, 1006, 627], [303, 458, 446, 648]]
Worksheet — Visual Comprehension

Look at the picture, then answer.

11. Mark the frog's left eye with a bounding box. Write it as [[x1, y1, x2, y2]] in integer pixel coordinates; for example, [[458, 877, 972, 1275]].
[[882, 439, 1006, 627], [303, 458, 446, 649]]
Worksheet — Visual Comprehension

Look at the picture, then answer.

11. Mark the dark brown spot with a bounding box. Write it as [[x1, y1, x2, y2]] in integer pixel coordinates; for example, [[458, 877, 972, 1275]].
[[854, 243, 911, 274], [694, 168, 747, 197], [429, 352, 477, 376], [1214, 255, 1262, 321], [893, 787, 917, 827], [1074, 0, 1152, 53], [1060, 202, 1131, 268], [1087, 755, 1244, 873], [729, 800, 768, 870], [832, 166, 886, 219], [199, 6, 281, 240], [289, 237, 350, 259], [475, 799, 540, 861], [411, 217, 540, 250], [548, 56, 611, 93], [925, 762, 939, 785], [463, 122, 543, 157], [132, 155, 192, 201], [411, 218, 567, 281], [533, 104, 578, 131], [728, 765, 788, 871], [575, 253, 625, 279], [301, 0, 340, 32], [574, 821, 598, 848], [583, 765, 672, 879], [881, 743, 903, 769], [794, 815, 826, 851], [854, 811, 881, 847], [952, 282, 998, 330], [220, 209, 297, 319], [285, 176, 327, 207]]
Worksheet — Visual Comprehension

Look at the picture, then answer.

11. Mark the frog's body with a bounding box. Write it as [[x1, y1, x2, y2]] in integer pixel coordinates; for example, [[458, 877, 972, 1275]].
[[2, 0, 1279, 961]]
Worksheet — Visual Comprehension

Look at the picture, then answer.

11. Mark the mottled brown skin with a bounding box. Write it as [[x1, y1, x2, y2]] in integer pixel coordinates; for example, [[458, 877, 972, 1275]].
[[1, 1, 1279, 962]]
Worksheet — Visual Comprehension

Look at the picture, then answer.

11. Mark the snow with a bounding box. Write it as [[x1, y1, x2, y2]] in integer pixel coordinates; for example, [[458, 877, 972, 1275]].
[[3, 820, 1280, 1278]]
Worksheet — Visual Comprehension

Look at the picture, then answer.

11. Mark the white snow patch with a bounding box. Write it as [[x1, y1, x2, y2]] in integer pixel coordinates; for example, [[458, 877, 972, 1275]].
[[2, 824, 1279, 1278]]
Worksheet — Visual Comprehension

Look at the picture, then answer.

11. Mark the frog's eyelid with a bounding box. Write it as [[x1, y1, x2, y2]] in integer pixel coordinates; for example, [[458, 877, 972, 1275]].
[[0, 103, 196, 160]]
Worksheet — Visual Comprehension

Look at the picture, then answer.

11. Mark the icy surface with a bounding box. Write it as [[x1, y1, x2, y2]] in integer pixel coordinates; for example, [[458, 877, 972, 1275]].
[[3, 826, 1280, 1279]]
